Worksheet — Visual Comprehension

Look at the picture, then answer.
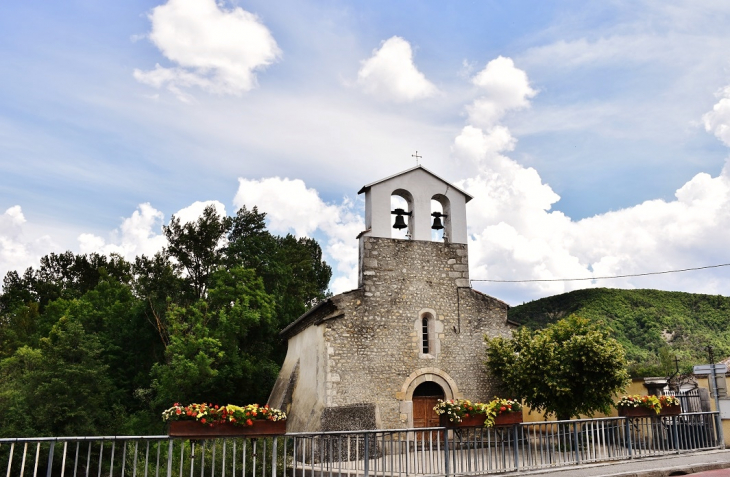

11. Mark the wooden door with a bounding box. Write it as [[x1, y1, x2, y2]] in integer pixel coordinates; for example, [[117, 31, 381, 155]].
[[413, 396, 441, 428]]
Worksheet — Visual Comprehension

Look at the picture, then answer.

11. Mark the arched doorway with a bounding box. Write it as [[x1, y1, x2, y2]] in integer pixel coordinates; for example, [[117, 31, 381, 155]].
[[412, 381, 444, 428]]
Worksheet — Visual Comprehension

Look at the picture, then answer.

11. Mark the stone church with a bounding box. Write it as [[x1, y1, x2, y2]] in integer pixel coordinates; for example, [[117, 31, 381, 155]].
[[268, 166, 514, 432]]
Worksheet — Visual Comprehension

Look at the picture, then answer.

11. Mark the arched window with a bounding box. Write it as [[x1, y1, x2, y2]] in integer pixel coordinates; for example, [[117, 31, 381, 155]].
[[416, 311, 441, 358], [422, 316, 430, 354]]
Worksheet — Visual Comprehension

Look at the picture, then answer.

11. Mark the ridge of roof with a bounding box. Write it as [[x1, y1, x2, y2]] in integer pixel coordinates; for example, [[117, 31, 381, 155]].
[[279, 288, 363, 338], [357, 165, 473, 203], [470, 287, 510, 308]]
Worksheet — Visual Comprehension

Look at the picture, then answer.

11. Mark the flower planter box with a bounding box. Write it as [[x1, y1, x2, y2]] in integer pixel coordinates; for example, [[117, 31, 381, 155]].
[[618, 407, 659, 417], [660, 405, 681, 416], [618, 407, 655, 418], [618, 405, 682, 418], [439, 412, 523, 428], [168, 420, 286, 438], [440, 414, 487, 428], [494, 412, 523, 426]]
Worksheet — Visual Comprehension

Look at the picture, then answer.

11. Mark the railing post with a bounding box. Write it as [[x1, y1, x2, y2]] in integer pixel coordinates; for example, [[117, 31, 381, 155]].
[[573, 422, 581, 464], [291, 437, 297, 477], [46, 441, 55, 477], [7, 442, 15, 477], [715, 412, 725, 449], [363, 433, 369, 477], [443, 429, 450, 477], [271, 437, 278, 477], [513, 425, 519, 471], [672, 416, 679, 452], [624, 418, 633, 458], [166, 440, 173, 477]]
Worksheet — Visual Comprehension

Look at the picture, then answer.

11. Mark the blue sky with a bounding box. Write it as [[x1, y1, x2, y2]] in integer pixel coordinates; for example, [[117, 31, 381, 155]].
[[2, 0, 730, 305]]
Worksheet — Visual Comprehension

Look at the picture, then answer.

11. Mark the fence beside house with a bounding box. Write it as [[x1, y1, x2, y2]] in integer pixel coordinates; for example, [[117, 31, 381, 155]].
[[0, 412, 722, 477], [665, 389, 705, 413]]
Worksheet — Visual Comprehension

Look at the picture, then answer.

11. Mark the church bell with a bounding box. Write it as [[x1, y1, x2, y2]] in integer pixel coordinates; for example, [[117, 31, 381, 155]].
[[391, 208, 411, 230], [431, 211, 447, 230]]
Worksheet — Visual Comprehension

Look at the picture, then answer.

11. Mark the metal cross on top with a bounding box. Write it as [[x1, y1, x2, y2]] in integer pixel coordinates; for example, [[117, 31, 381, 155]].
[[412, 151, 422, 166]]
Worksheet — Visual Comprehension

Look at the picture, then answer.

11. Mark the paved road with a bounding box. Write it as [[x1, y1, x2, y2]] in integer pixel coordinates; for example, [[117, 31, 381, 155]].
[[495, 449, 730, 477]]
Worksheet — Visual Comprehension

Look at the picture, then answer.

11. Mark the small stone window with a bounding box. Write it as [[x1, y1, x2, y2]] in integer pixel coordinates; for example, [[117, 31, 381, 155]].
[[422, 317, 429, 354], [415, 310, 442, 359]]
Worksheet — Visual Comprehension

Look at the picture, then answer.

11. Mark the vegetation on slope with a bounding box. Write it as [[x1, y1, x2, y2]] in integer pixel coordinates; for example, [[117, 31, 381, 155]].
[[508, 288, 730, 377]]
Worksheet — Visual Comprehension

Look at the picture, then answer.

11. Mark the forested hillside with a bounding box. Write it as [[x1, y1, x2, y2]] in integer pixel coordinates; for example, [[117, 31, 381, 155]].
[[0, 205, 331, 438], [508, 288, 730, 377]]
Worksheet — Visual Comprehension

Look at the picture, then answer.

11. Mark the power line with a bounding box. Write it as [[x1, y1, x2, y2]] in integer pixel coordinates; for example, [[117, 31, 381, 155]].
[[471, 263, 730, 283]]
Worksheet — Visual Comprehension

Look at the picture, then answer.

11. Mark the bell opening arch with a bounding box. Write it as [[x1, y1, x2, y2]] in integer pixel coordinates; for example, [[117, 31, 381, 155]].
[[391, 188, 414, 240], [431, 193, 452, 243]]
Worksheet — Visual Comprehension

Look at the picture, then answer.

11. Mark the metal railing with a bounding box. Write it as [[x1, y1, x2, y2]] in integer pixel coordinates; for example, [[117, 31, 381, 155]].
[[1, 412, 721, 477]]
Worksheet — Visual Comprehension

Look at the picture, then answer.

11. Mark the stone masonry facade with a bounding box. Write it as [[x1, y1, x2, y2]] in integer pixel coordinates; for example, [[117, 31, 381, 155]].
[[331, 236, 511, 428], [270, 235, 514, 431]]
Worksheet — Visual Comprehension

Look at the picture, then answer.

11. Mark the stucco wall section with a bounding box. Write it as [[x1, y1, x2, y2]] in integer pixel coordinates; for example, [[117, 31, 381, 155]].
[[268, 324, 329, 432]]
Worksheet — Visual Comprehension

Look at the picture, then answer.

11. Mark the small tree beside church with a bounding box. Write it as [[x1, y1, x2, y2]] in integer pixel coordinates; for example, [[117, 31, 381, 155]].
[[485, 315, 629, 421]]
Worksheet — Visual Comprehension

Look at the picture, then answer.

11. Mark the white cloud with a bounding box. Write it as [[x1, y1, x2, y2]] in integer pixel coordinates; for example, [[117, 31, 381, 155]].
[[233, 177, 364, 294], [357, 36, 437, 102], [172, 200, 227, 225], [461, 155, 730, 304], [77, 200, 226, 261], [450, 58, 730, 303], [78, 203, 167, 259], [0, 206, 58, 281], [134, 0, 281, 100], [703, 85, 730, 147], [467, 56, 537, 129]]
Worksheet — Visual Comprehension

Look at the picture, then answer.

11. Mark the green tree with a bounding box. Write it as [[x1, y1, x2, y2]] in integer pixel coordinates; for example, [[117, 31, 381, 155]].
[[0, 346, 43, 437], [0, 317, 115, 437], [0, 204, 332, 436], [226, 206, 332, 360], [150, 267, 276, 408], [485, 315, 630, 421], [164, 205, 232, 300], [0, 300, 39, 359]]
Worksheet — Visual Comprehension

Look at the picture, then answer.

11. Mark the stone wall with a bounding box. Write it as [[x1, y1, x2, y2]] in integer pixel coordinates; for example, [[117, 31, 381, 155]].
[[321, 236, 512, 429]]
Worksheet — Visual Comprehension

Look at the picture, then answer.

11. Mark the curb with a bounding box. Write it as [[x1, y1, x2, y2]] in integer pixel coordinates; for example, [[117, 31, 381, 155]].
[[605, 461, 730, 477], [498, 450, 730, 477]]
